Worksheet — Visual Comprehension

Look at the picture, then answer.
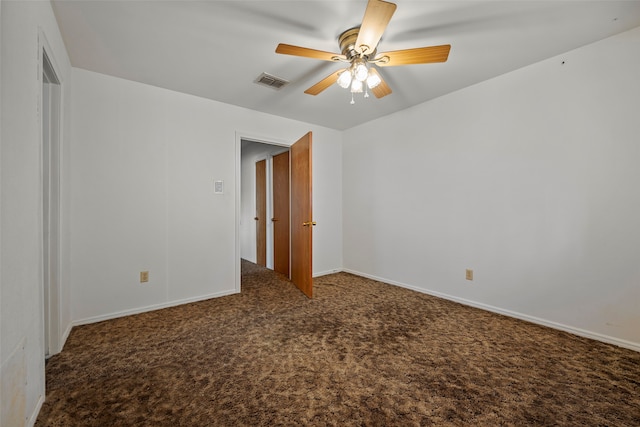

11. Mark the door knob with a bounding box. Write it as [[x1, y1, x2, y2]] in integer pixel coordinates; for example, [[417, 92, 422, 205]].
[[271, 218, 279, 222], [254, 217, 259, 221], [302, 221, 317, 227]]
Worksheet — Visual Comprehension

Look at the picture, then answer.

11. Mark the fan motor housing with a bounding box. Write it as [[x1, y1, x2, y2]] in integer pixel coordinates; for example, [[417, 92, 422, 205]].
[[339, 27, 376, 60]]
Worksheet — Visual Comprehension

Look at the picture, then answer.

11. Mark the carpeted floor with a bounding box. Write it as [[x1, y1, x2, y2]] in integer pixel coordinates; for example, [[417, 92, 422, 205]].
[[37, 260, 640, 426]]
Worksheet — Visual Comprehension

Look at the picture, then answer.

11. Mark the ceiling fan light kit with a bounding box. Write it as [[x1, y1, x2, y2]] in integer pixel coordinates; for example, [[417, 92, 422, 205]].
[[275, 0, 451, 104]]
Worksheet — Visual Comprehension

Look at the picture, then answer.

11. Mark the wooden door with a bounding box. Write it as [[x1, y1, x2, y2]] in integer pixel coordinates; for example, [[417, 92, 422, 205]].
[[255, 159, 267, 266], [272, 151, 290, 277], [290, 132, 314, 298]]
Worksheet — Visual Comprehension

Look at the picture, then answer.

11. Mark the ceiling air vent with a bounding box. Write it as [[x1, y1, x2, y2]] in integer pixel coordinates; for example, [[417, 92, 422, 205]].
[[255, 72, 289, 90]]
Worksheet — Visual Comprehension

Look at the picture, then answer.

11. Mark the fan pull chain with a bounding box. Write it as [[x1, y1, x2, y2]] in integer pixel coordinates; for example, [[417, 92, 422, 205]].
[[350, 93, 355, 105]]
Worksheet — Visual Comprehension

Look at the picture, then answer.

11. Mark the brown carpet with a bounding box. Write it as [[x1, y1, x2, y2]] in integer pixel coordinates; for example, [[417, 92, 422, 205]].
[[37, 260, 640, 426]]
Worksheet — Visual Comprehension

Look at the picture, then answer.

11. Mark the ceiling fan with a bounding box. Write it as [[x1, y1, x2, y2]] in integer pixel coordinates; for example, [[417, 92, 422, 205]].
[[275, 0, 451, 103]]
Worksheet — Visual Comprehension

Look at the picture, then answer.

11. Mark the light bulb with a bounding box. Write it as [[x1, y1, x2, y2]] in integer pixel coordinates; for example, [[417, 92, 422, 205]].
[[366, 70, 381, 89], [354, 60, 368, 82], [350, 79, 363, 93], [337, 69, 352, 89]]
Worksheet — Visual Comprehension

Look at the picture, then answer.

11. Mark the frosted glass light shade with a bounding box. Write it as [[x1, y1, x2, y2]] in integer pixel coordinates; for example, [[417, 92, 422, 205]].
[[366, 71, 381, 89], [337, 69, 352, 89], [351, 79, 363, 93], [354, 63, 368, 81]]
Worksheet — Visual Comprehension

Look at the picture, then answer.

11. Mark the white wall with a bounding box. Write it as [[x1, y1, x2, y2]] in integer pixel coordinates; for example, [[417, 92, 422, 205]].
[[70, 68, 343, 323], [0, 1, 72, 425], [343, 26, 640, 350]]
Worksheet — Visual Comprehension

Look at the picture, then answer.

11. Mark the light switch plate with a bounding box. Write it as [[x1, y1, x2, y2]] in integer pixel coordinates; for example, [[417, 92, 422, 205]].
[[214, 180, 224, 194]]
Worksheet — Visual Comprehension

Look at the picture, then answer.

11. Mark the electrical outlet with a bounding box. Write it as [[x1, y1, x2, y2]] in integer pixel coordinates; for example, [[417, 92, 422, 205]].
[[465, 269, 473, 281], [140, 271, 149, 283]]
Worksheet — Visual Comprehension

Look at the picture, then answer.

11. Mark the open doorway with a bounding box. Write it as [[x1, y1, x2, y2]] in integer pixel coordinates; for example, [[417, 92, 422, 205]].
[[41, 49, 62, 358], [238, 132, 315, 298], [240, 139, 289, 272]]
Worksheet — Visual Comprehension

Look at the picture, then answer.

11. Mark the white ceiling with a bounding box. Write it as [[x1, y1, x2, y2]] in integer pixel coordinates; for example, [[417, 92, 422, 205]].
[[52, 0, 640, 130]]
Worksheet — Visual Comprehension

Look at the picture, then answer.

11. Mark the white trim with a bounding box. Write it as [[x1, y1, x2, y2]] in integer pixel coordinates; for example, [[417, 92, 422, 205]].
[[27, 394, 45, 427], [38, 27, 65, 357], [342, 268, 640, 353], [58, 322, 73, 353], [38, 28, 64, 84], [235, 133, 242, 294], [235, 131, 292, 290], [313, 269, 343, 278], [72, 289, 239, 327], [236, 131, 290, 148]]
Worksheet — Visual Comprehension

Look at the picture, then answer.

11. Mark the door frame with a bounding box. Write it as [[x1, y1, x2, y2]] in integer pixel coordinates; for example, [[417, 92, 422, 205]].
[[235, 132, 290, 292], [39, 30, 64, 356]]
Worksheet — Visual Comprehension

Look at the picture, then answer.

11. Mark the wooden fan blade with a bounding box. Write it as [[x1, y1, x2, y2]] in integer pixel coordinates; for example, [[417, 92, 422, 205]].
[[355, 0, 397, 55], [276, 44, 345, 62], [304, 69, 343, 95], [369, 68, 392, 98], [375, 45, 451, 67]]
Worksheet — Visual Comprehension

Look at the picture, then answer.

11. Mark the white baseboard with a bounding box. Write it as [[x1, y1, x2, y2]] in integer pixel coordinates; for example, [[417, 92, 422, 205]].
[[313, 268, 343, 278], [73, 289, 239, 327], [27, 393, 45, 427], [342, 268, 640, 353], [56, 322, 73, 354]]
